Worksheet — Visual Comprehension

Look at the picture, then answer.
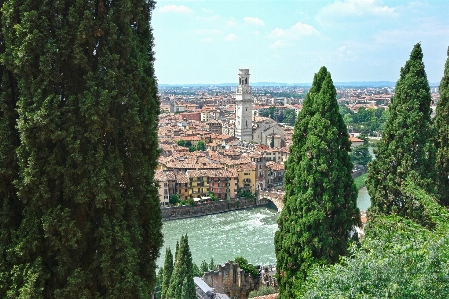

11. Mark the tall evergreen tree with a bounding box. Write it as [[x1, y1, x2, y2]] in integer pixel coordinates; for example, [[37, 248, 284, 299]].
[[1, 1, 162, 297], [154, 267, 164, 299], [434, 47, 449, 205], [166, 235, 196, 299], [275, 67, 360, 299], [161, 248, 174, 299], [366, 43, 436, 220], [282, 67, 328, 202], [0, 0, 22, 295]]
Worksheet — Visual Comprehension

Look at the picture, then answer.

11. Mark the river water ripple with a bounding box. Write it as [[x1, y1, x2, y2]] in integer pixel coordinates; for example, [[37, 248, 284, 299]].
[[158, 189, 371, 267]]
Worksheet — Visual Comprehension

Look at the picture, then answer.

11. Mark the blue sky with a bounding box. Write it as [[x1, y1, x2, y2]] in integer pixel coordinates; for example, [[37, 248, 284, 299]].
[[152, 0, 449, 84]]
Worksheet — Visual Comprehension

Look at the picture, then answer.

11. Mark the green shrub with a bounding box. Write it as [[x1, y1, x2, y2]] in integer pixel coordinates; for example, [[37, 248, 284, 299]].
[[249, 286, 277, 298], [353, 173, 368, 189], [234, 256, 259, 278]]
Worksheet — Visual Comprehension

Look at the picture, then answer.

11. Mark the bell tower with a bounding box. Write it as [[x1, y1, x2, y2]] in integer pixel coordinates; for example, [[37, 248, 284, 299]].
[[235, 69, 253, 142]]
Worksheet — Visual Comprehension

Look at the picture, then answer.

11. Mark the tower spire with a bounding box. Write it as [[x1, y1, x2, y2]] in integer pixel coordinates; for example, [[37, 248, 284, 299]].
[[235, 69, 253, 142]]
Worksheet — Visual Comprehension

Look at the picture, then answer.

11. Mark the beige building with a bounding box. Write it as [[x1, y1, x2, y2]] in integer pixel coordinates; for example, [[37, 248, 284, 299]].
[[252, 116, 285, 148], [237, 163, 257, 195], [155, 170, 170, 207]]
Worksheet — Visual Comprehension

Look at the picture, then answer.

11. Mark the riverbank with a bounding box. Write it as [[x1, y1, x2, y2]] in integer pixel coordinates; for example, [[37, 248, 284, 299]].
[[354, 173, 368, 189], [161, 197, 270, 221]]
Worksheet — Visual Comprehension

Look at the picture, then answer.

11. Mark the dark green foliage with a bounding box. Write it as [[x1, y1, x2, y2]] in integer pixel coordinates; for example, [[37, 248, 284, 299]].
[[192, 263, 202, 277], [1, 0, 162, 297], [237, 189, 254, 198], [366, 43, 436, 221], [209, 257, 217, 271], [177, 139, 185, 147], [169, 194, 180, 206], [161, 248, 174, 299], [154, 268, 164, 299], [340, 105, 388, 136], [301, 181, 449, 299], [234, 256, 259, 278], [434, 49, 449, 205], [166, 235, 196, 299], [283, 108, 297, 126], [200, 260, 209, 273], [353, 173, 368, 190], [196, 140, 206, 151], [180, 277, 196, 299], [262, 106, 276, 119], [350, 143, 372, 166], [248, 286, 277, 298], [0, 1, 22, 295], [275, 67, 360, 299]]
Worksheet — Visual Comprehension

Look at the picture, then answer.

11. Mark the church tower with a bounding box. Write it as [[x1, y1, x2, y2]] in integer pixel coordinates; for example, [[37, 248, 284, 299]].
[[235, 69, 253, 142]]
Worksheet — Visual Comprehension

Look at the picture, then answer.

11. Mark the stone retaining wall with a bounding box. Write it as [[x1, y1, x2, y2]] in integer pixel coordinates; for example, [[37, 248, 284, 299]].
[[162, 197, 270, 221]]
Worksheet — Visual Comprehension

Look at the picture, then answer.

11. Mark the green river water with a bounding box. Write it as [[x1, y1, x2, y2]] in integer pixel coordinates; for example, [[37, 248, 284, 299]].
[[158, 189, 371, 268]]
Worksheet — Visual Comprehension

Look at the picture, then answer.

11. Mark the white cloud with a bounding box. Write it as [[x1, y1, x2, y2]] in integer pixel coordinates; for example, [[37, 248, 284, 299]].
[[225, 34, 239, 41], [196, 15, 221, 21], [201, 37, 214, 43], [160, 5, 193, 14], [201, 8, 214, 13], [317, 0, 398, 24], [269, 40, 288, 49], [338, 45, 357, 61], [243, 17, 264, 26], [268, 22, 318, 40], [227, 17, 238, 27], [194, 29, 222, 35]]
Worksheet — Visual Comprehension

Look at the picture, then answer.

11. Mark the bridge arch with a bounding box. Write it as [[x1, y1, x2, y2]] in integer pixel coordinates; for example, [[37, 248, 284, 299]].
[[257, 190, 285, 212]]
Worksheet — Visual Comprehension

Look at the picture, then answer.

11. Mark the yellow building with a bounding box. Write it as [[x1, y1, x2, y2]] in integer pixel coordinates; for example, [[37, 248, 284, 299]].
[[186, 170, 210, 198], [237, 163, 257, 195]]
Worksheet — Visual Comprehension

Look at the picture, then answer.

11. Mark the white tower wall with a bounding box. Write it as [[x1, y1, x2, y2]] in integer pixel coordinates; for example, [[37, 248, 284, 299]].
[[235, 69, 253, 142]]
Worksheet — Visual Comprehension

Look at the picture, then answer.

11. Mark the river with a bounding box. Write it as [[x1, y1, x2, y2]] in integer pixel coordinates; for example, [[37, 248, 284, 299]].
[[158, 189, 371, 268]]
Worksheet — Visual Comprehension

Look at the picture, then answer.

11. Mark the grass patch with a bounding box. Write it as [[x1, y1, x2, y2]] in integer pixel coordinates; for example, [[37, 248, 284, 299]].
[[354, 173, 368, 190]]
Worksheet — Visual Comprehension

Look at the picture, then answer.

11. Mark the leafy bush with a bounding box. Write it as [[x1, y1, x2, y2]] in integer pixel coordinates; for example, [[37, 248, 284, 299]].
[[249, 286, 277, 298], [353, 173, 368, 189], [234, 256, 259, 278], [300, 181, 449, 299]]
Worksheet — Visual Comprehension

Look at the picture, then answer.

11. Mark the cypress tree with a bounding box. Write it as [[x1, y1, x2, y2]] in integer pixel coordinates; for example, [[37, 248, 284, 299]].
[[0, 1, 22, 295], [154, 267, 164, 299], [434, 47, 449, 205], [161, 248, 174, 299], [180, 276, 196, 299], [275, 67, 360, 299], [166, 235, 196, 299], [2, 1, 162, 298], [283, 67, 328, 196], [366, 43, 436, 219], [200, 260, 209, 273]]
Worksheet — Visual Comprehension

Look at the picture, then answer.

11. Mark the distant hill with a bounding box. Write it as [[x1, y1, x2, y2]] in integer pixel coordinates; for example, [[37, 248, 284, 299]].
[[158, 81, 440, 88]]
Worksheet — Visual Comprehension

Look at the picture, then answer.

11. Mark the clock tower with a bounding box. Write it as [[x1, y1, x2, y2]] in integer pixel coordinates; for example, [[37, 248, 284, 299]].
[[235, 69, 253, 142]]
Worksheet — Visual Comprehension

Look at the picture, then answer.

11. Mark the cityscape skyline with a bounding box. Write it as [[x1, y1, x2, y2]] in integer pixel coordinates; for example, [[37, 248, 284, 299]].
[[152, 0, 449, 85]]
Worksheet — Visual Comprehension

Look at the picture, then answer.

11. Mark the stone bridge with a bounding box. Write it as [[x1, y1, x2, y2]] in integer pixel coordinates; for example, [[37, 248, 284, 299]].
[[258, 190, 285, 212]]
